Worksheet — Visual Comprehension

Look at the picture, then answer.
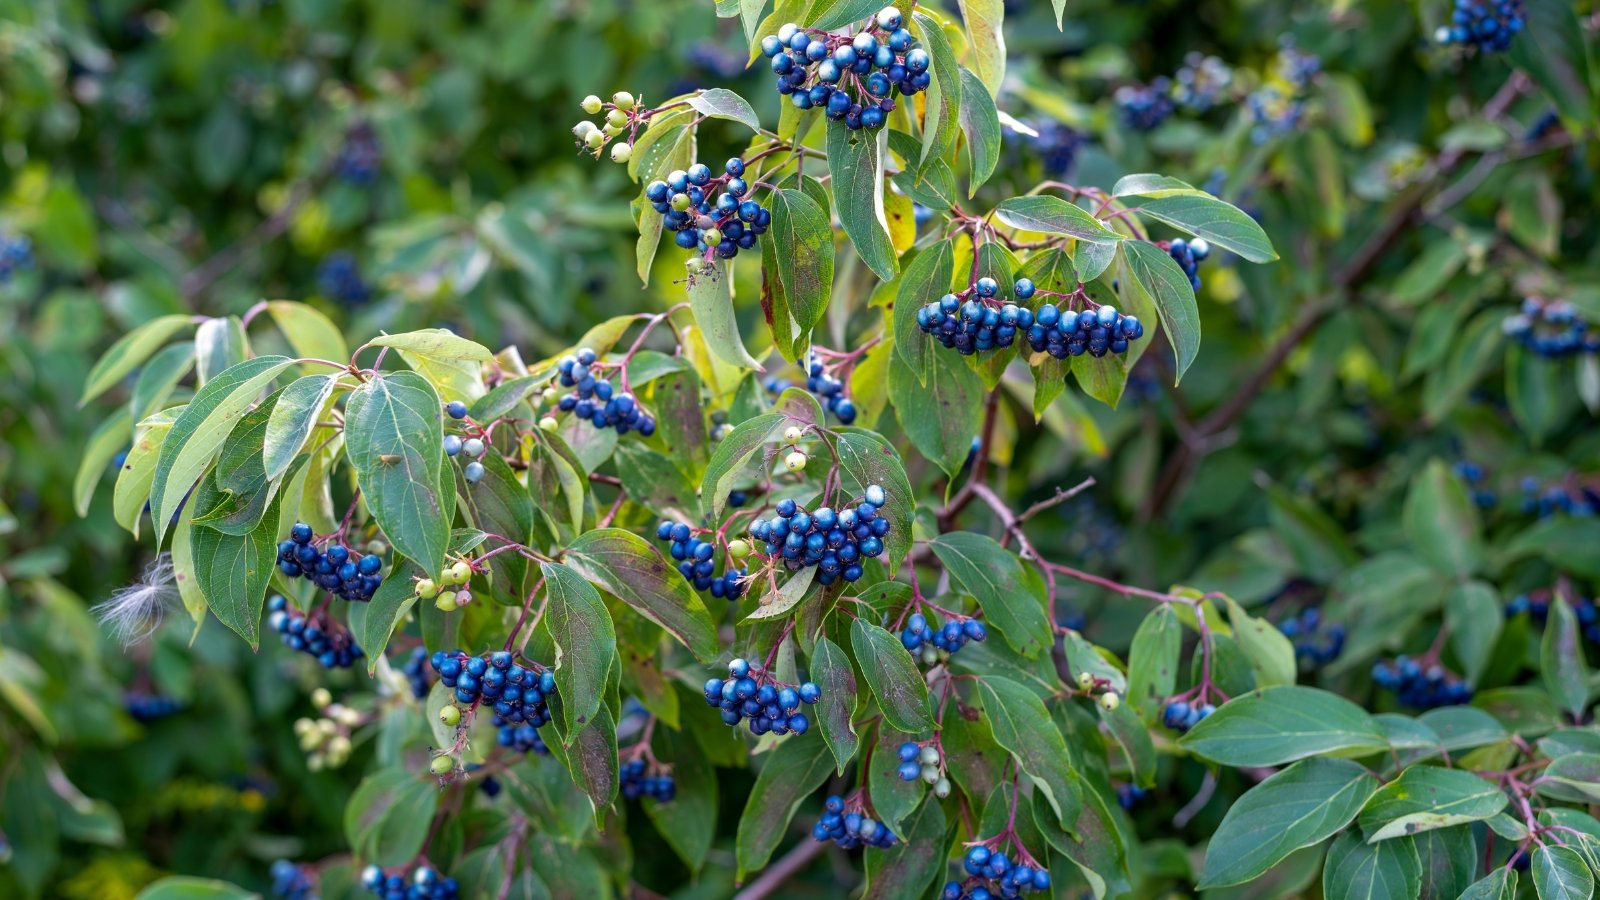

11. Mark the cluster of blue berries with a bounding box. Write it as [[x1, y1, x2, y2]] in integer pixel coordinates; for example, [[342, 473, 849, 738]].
[[653, 520, 748, 599], [645, 159, 770, 258], [1502, 298, 1599, 358], [749, 487, 892, 585], [1247, 39, 1320, 143], [125, 692, 183, 723], [1453, 461, 1499, 509], [1519, 476, 1598, 518], [804, 353, 857, 424], [899, 612, 986, 662], [1166, 238, 1211, 292], [1026, 300, 1144, 359], [1007, 119, 1082, 177], [1172, 53, 1234, 112], [430, 650, 556, 747], [701, 657, 819, 736], [316, 252, 372, 306], [1371, 658, 1472, 709], [1526, 108, 1561, 142], [917, 277, 1031, 355], [334, 123, 381, 185], [946, 846, 1052, 899], [812, 795, 898, 850], [0, 232, 33, 282], [442, 400, 490, 484], [1162, 700, 1216, 733], [1436, 0, 1524, 52], [1116, 783, 1148, 810], [276, 523, 385, 601], [554, 348, 658, 436], [360, 865, 458, 900], [1508, 589, 1600, 643], [1114, 79, 1176, 131], [269, 860, 315, 900], [267, 596, 364, 669], [620, 759, 677, 802], [1277, 607, 1345, 668], [895, 740, 943, 783], [759, 8, 928, 130]]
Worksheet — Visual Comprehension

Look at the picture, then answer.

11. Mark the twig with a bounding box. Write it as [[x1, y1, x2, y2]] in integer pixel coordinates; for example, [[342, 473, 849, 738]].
[[732, 838, 829, 900]]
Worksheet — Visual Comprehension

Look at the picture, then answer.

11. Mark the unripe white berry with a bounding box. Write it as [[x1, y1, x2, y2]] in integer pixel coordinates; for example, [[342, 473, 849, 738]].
[[450, 561, 472, 583], [921, 645, 939, 665], [610, 142, 632, 163], [581, 94, 603, 114], [311, 687, 332, 709], [918, 745, 940, 766], [1100, 691, 1121, 712], [293, 717, 315, 737], [921, 763, 940, 783], [611, 91, 635, 110], [783, 425, 803, 442], [934, 777, 952, 798], [307, 752, 325, 772], [729, 539, 751, 558], [438, 705, 461, 727], [1077, 671, 1095, 690], [539, 416, 559, 432], [784, 451, 807, 472], [572, 120, 597, 138], [584, 130, 605, 149], [415, 578, 437, 600]]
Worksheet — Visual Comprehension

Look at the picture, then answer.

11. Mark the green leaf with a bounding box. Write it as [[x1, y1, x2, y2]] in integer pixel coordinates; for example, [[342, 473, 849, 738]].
[[344, 371, 451, 580], [1050, 0, 1065, 28], [1122, 240, 1201, 383], [641, 724, 717, 872], [1508, 0, 1594, 128], [863, 794, 947, 900], [993, 196, 1123, 244], [892, 239, 954, 382], [832, 429, 913, 574], [115, 421, 169, 535], [194, 316, 247, 385], [764, 187, 835, 358], [975, 675, 1082, 831], [1508, 344, 1569, 445], [456, 451, 532, 591], [135, 878, 260, 900], [540, 561, 618, 739], [565, 528, 719, 662], [1415, 825, 1478, 900], [193, 391, 280, 534], [826, 124, 898, 281], [745, 564, 816, 620], [1423, 309, 1504, 422], [359, 559, 421, 670], [808, 0, 882, 30], [75, 408, 131, 517], [1457, 870, 1519, 900], [812, 636, 860, 774], [1445, 581, 1502, 686], [957, 0, 1005, 94], [851, 618, 934, 735], [735, 736, 835, 878], [867, 726, 926, 834], [267, 301, 350, 367], [1533, 845, 1594, 900], [1126, 192, 1278, 263], [888, 347, 983, 478], [1224, 595, 1297, 689], [1127, 604, 1181, 723], [369, 330, 495, 404], [1268, 486, 1359, 582], [687, 88, 760, 131], [1535, 754, 1600, 804], [909, 12, 961, 168], [130, 341, 197, 425], [191, 499, 280, 647], [1358, 766, 1507, 842], [956, 67, 1001, 196], [1180, 686, 1389, 766], [930, 532, 1050, 659], [262, 374, 339, 482], [1404, 459, 1483, 578], [195, 104, 248, 188], [561, 705, 620, 820], [1199, 758, 1378, 888], [1503, 518, 1600, 579], [1322, 830, 1421, 900], [1542, 592, 1591, 720], [150, 356, 295, 544], [701, 412, 784, 520], [343, 769, 440, 867], [685, 258, 763, 370]]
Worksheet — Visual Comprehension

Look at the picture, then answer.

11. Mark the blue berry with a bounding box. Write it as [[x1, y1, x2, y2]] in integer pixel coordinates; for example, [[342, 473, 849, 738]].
[[315, 251, 371, 306], [1437, 0, 1525, 52], [811, 795, 898, 850], [445, 400, 469, 419], [1372, 657, 1473, 709], [1115, 78, 1175, 131], [267, 595, 363, 668], [274, 525, 384, 602], [270, 860, 316, 900]]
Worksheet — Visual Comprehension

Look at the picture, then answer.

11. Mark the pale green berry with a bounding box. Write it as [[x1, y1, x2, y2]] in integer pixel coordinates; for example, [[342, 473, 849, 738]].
[[450, 561, 473, 583], [610, 142, 632, 164], [921, 763, 940, 783], [541, 386, 558, 403], [918, 745, 940, 766], [326, 735, 352, 763], [605, 109, 628, 129], [306, 752, 325, 771], [1077, 671, 1095, 690], [311, 687, 332, 709], [701, 226, 722, 245], [539, 416, 559, 432], [584, 130, 605, 149], [612, 91, 636, 110], [415, 578, 437, 600], [783, 425, 803, 442], [438, 705, 462, 727], [921, 645, 939, 665], [784, 451, 807, 472], [434, 591, 458, 612], [603, 123, 623, 137], [581, 94, 603, 114], [1099, 692, 1121, 712], [670, 192, 691, 211], [429, 754, 456, 776], [729, 539, 751, 559]]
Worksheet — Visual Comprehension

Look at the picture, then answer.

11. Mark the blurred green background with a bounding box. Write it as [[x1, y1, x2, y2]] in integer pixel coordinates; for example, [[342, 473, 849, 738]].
[[3, 0, 1597, 897]]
